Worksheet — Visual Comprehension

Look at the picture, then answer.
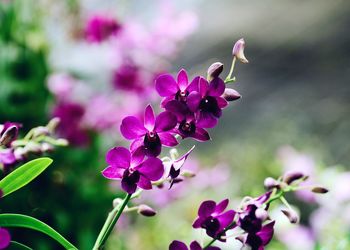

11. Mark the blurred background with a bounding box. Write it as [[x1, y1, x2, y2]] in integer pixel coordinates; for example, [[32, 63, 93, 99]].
[[1, 0, 350, 249]]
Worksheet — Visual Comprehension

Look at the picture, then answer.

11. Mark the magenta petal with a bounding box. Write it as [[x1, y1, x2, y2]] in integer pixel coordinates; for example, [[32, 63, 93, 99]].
[[120, 116, 147, 140], [164, 100, 188, 121], [137, 175, 152, 190], [208, 77, 225, 96], [138, 157, 164, 181], [177, 69, 188, 91], [197, 112, 218, 128], [155, 111, 177, 132], [169, 241, 188, 250], [187, 92, 201, 112], [216, 96, 228, 108], [257, 221, 275, 245], [173, 145, 195, 170], [193, 128, 210, 142], [158, 132, 178, 147], [187, 76, 200, 93], [155, 74, 178, 97], [106, 147, 131, 168], [102, 166, 124, 179], [0, 228, 11, 249], [217, 210, 235, 230], [189, 241, 202, 250], [161, 96, 175, 108], [198, 200, 216, 217], [199, 77, 209, 97], [130, 147, 145, 166], [130, 137, 144, 152], [214, 199, 229, 214], [192, 217, 204, 228], [144, 105, 155, 131]]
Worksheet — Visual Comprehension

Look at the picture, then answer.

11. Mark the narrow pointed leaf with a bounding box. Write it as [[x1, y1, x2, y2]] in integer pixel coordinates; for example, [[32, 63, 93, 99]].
[[0, 214, 77, 250], [0, 157, 53, 197]]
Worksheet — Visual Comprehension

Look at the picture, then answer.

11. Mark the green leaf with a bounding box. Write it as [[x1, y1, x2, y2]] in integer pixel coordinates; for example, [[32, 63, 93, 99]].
[[0, 214, 77, 250], [8, 241, 33, 250], [0, 157, 53, 197]]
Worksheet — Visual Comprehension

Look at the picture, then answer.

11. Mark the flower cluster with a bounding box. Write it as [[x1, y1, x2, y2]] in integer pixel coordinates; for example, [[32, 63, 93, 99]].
[[47, 1, 198, 146], [102, 43, 242, 194], [170, 169, 328, 250], [0, 118, 68, 172]]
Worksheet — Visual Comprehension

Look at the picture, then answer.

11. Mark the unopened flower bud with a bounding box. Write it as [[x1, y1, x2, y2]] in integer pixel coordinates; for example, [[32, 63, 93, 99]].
[[232, 38, 249, 64], [41, 143, 54, 152], [47, 117, 60, 133], [255, 208, 269, 221], [55, 138, 69, 146], [25, 142, 41, 153], [181, 170, 196, 178], [207, 62, 224, 80], [14, 147, 26, 160], [223, 88, 241, 101], [281, 209, 299, 224], [137, 204, 157, 217], [0, 125, 18, 146], [264, 177, 280, 190], [113, 198, 123, 208], [311, 186, 329, 194], [283, 171, 305, 185], [169, 148, 179, 160], [33, 126, 49, 137]]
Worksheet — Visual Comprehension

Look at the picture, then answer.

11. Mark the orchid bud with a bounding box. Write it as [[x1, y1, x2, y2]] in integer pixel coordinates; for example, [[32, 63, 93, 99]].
[[232, 38, 249, 64], [41, 143, 54, 152], [264, 177, 280, 191], [283, 171, 305, 185], [47, 117, 60, 133], [33, 126, 49, 137], [255, 208, 269, 221], [113, 198, 123, 208], [223, 88, 241, 101], [207, 62, 224, 80], [14, 147, 26, 161], [55, 138, 69, 146], [281, 209, 299, 224], [311, 186, 329, 194], [169, 148, 179, 160], [137, 204, 157, 217], [24, 142, 41, 153], [181, 170, 196, 178], [0, 125, 18, 146]]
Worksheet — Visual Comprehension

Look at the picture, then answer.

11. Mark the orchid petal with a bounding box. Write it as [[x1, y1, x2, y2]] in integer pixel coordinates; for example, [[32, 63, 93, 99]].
[[155, 74, 178, 97], [120, 116, 147, 140], [144, 105, 155, 131]]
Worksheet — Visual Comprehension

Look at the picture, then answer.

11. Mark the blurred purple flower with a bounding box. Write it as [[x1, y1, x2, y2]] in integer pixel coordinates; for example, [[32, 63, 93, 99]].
[[85, 14, 121, 43], [277, 225, 315, 250], [52, 102, 90, 146], [193, 199, 235, 239], [242, 221, 275, 250], [0, 228, 10, 249], [113, 63, 143, 92], [186, 77, 227, 128], [155, 69, 199, 107], [0, 148, 16, 169], [165, 100, 210, 142], [102, 147, 164, 194], [120, 105, 177, 157], [169, 240, 220, 250]]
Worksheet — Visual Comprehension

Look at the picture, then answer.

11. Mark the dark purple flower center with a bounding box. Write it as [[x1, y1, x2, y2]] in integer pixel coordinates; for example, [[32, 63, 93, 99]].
[[246, 233, 263, 250], [169, 166, 181, 179], [199, 96, 220, 116], [143, 131, 161, 156], [179, 120, 196, 136], [202, 216, 220, 237], [175, 90, 189, 102], [123, 169, 140, 185], [240, 206, 262, 233]]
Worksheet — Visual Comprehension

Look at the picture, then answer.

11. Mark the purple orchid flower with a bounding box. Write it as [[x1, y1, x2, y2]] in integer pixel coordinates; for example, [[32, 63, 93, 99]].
[[169, 240, 220, 250], [239, 221, 275, 250], [102, 147, 164, 194], [0, 122, 21, 146], [165, 100, 210, 142], [85, 14, 121, 43], [0, 148, 16, 169], [0, 228, 11, 249], [187, 77, 228, 128], [165, 145, 195, 189], [193, 199, 236, 239], [155, 69, 199, 107], [120, 105, 178, 157]]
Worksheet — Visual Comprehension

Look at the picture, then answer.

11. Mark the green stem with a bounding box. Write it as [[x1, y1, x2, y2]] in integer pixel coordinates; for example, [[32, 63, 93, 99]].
[[203, 221, 236, 249], [224, 57, 236, 83], [93, 193, 132, 250]]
